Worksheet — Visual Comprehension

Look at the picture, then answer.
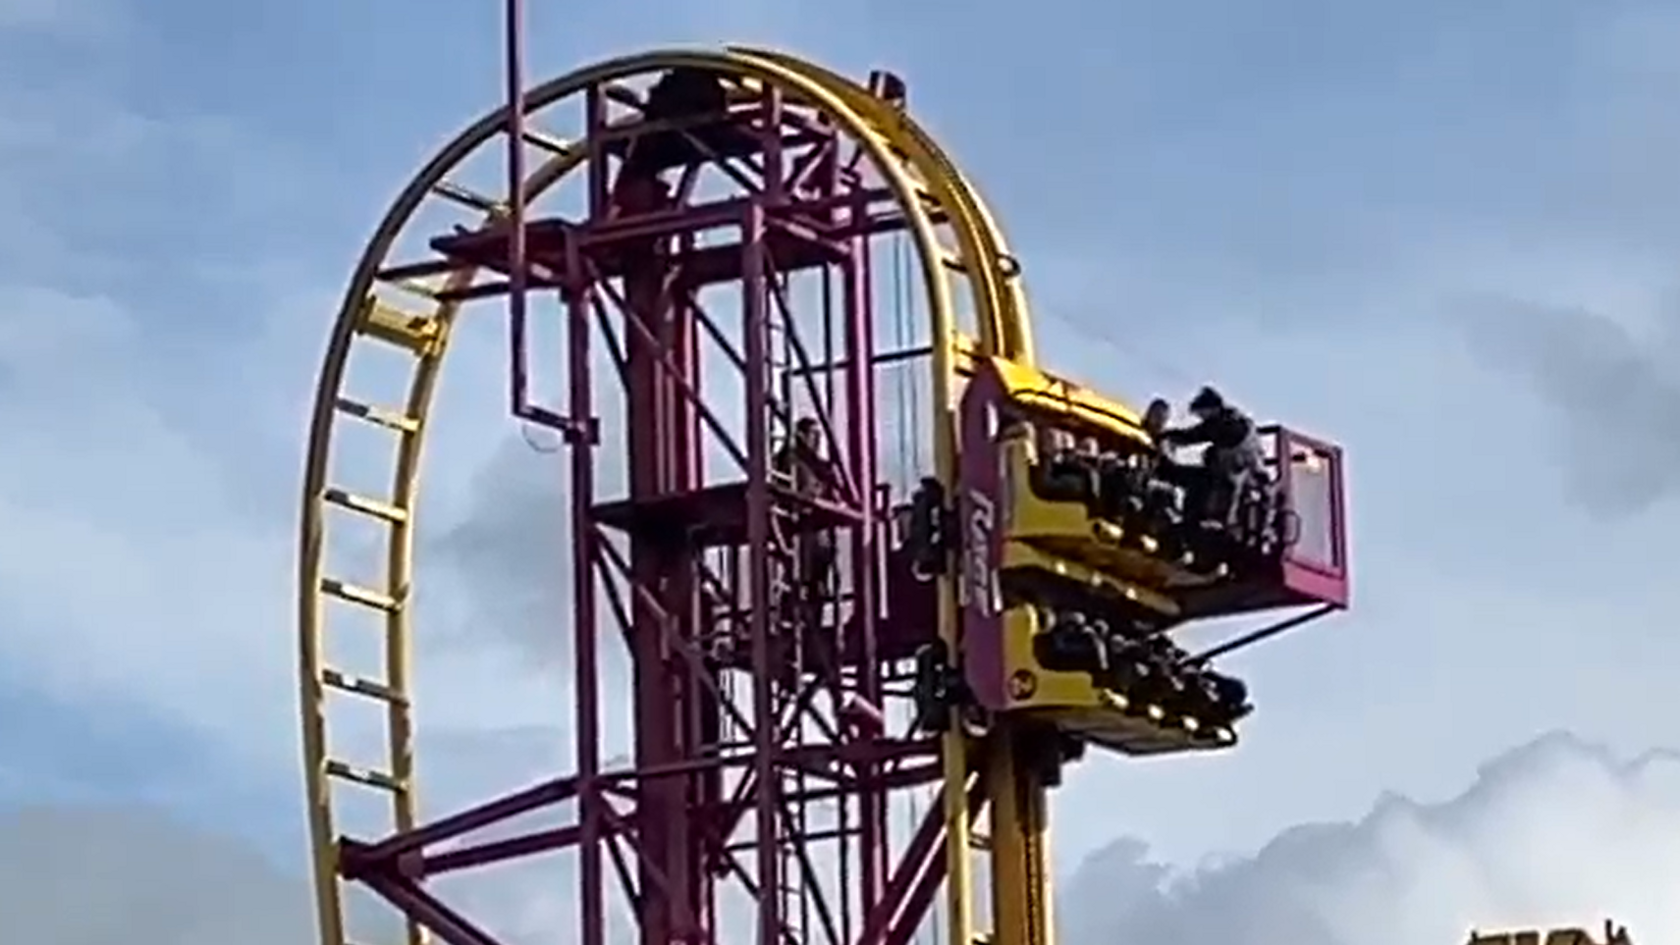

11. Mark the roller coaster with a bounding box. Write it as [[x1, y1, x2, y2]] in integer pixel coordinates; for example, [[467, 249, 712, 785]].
[[292, 32, 1619, 945]]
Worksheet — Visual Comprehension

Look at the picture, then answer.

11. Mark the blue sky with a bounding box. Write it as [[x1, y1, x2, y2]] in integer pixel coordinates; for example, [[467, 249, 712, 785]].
[[6, 0, 1680, 941]]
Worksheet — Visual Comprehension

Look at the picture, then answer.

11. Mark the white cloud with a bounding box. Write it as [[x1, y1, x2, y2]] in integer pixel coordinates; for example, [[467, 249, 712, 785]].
[[1464, 293, 1680, 517], [1, 735, 1669, 945], [0, 805, 312, 945], [0, 0, 122, 37], [0, 279, 300, 769], [1061, 734, 1673, 945], [0, 41, 509, 781]]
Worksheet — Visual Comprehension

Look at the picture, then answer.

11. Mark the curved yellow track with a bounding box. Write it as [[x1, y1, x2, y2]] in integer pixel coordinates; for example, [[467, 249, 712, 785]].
[[296, 47, 1036, 945]]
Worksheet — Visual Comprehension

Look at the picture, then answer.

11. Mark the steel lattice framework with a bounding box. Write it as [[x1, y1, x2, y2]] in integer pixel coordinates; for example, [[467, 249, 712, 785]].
[[298, 45, 1044, 945], [299, 24, 1369, 945]]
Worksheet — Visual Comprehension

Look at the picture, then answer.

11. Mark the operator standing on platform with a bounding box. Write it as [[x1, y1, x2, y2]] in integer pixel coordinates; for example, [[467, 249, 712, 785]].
[[1159, 386, 1262, 528], [772, 417, 840, 610]]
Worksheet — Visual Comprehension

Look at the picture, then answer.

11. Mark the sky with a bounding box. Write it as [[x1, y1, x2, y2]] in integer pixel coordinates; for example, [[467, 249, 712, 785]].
[[3, 0, 1680, 942]]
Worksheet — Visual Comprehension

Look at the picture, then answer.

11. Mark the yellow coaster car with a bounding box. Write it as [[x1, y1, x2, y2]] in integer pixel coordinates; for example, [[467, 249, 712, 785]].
[[971, 605, 1243, 757], [1001, 432, 1222, 592]]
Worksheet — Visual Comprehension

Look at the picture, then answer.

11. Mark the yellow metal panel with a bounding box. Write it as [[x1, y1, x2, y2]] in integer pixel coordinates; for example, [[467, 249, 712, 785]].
[[999, 443, 1189, 595], [996, 605, 1100, 711], [1001, 541, 1179, 619], [987, 356, 1149, 446], [357, 299, 443, 356]]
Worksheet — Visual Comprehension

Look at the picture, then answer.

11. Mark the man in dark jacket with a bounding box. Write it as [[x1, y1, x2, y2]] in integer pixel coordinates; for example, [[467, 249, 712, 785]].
[[773, 418, 834, 495], [772, 417, 839, 607], [1159, 386, 1262, 528]]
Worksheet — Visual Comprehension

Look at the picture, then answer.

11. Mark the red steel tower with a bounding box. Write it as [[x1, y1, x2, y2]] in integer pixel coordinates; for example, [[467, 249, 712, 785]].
[[298, 37, 1350, 945]]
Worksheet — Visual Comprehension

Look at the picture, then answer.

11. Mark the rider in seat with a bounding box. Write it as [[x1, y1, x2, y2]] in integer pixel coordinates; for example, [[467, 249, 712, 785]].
[[1159, 386, 1262, 530], [1142, 397, 1172, 440], [1136, 397, 1188, 533], [1034, 426, 1099, 505], [1094, 398, 1175, 523]]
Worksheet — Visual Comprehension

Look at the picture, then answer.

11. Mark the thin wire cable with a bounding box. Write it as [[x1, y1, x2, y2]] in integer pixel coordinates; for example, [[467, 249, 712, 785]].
[[1037, 307, 1200, 399], [896, 234, 924, 478], [889, 234, 915, 493]]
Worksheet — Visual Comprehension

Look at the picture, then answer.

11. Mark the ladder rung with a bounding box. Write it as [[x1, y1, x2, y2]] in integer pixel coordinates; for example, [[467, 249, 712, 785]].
[[602, 83, 641, 108], [375, 258, 460, 283], [357, 299, 442, 355], [325, 759, 404, 792], [381, 275, 439, 301], [320, 577, 400, 613], [725, 74, 764, 96], [334, 397, 420, 434], [522, 127, 575, 157], [322, 668, 405, 704], [431, 179, 505, 215], [323, 487, 408, 524]]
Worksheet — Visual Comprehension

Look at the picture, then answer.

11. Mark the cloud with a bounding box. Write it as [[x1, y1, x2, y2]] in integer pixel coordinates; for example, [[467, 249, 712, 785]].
[[431, 437, 577, 668], [0, 6, 424, 791], [1463, 293, 1680, 517], [0, 0, 122, 37], [0, 279, 302, 773], [4, 733, 1669, 945], [1061, 733, 1675, 945], [0, 805, 312, 945], [0, 8, 334, 765]]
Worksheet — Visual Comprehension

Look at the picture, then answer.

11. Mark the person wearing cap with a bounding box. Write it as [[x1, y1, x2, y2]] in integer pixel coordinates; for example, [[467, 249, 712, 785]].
[[1159, 386, 1262, 528]]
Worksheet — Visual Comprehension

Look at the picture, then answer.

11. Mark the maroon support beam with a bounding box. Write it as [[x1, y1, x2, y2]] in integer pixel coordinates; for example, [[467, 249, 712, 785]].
[[617, 161, 702, 945]]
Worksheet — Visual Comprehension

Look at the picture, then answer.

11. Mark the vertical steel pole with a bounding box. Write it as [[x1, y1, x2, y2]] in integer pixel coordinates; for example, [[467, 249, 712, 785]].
[[503, 0, 528, 417], [569, 279, 605, 945], [742, 201, 782, 945]]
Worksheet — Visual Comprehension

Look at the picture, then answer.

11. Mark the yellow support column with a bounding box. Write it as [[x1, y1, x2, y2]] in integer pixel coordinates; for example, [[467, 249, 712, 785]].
[[986, 724, 1053, 945], [942, 725, 978, 945]]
